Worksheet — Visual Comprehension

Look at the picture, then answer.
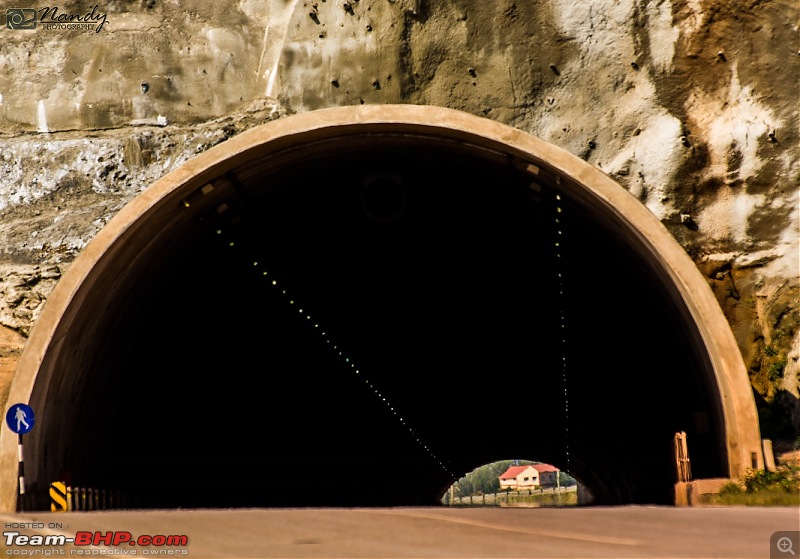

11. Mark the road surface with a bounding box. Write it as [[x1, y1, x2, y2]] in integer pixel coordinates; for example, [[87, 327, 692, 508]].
[[1, 505, 798, 558]]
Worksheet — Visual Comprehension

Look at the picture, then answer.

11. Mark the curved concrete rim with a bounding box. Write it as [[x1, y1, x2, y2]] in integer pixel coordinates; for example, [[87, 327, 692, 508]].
[[1, 104, 762, 512]]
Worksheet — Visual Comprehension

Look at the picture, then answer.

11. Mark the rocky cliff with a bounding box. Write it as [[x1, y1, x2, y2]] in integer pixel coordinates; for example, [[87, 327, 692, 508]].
[[1, 0, 797, 443]]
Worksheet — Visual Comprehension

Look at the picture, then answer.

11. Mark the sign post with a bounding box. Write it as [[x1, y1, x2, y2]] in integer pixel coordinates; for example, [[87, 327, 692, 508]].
[[5, 403, 35, 511]]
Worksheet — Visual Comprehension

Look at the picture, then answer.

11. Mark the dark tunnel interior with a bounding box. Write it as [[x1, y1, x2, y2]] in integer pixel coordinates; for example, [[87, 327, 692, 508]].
[[47, 138, 726, 508]]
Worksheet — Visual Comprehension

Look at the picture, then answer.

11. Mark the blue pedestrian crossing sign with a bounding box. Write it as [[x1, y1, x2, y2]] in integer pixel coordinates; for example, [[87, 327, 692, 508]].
[[5, 403, 34, 435]]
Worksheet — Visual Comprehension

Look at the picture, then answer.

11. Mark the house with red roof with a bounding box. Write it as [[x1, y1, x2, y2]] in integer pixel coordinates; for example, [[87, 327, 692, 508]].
[[498, 463, 560, 491]]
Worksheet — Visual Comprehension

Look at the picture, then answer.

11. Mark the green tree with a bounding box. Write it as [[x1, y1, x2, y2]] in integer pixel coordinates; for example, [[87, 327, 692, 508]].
[[558, 471, 577, 487]]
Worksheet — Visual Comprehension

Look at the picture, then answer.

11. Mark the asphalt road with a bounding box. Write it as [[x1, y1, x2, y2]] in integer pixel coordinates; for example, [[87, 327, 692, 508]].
[[1, 506, 798, 558]]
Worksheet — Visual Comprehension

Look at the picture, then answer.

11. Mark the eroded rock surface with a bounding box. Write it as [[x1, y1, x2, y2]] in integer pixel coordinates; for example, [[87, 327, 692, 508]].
[[0, 0, 797, 438]]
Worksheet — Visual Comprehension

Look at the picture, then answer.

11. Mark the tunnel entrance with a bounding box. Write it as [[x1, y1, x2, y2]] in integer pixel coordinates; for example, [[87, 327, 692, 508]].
[[2, 105, 764, 511], [73, 142, 716, 508]]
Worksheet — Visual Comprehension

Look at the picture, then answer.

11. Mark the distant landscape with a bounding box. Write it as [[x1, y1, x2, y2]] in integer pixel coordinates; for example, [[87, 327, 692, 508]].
[[442, 460, 579, 507]]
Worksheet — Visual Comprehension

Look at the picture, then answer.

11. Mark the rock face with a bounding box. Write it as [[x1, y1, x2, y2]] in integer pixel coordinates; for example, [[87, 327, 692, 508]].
[[0, 0, 798, 441]]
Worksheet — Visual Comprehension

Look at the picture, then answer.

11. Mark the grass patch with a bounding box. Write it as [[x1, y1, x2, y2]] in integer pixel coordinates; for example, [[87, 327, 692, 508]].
[[503, 490, 578, 507], [702, 489, 800, 506], [700, 466, 800, 506]]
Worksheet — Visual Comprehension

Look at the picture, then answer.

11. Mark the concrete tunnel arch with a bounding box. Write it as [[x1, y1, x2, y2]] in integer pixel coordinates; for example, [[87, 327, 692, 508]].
[[0, 104, 764, 511]]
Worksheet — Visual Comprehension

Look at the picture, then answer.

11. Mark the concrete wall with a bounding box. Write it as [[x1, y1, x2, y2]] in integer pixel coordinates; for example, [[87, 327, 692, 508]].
[[1, 0, 798, 439]]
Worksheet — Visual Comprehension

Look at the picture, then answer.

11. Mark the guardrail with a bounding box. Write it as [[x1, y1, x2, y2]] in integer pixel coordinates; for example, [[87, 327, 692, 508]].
[[64, 486, 133, 511], [16, 482, 138, 512]]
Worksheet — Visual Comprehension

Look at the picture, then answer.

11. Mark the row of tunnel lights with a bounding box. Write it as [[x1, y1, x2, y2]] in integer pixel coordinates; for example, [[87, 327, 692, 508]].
[[554, 194, 571, 474], [214, 225, 459, 483], [201, 186, 571, 482]]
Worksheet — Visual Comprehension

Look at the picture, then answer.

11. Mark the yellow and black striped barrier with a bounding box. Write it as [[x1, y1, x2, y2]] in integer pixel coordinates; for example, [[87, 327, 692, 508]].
[[49, 481, 67, 512]]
